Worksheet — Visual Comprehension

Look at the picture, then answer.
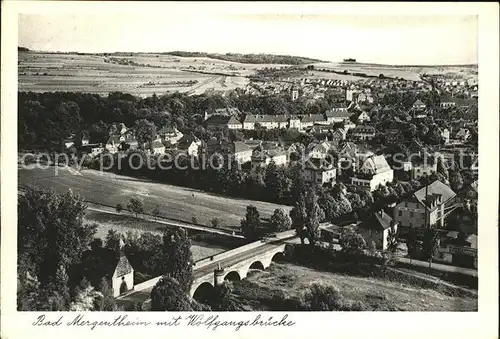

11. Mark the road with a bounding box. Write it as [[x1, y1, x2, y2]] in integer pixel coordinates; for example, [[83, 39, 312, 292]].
[[86, 204, 244, 238], [193, 241, 286, 279], [398, 257, 477, 277]]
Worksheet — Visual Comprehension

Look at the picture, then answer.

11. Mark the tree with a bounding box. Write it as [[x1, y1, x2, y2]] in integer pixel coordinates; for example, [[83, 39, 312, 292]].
[[134, 119, 157, 150], [150, 276, 194, 311], [152, 205, 161, 221], [104, 229, 121, 255], [211, 217, 220, 228], [69, 280, 103, 311], [96, 277, 120, 311], [340, 227, 366, 256], [436, 157, 449, 179], [210, 282, 245, 311], [191, 216, 198, 224], [241, 205, 261, 239], [449, 170, 464, 192], [18, 188, 97, 288], [269, 208, 292, 233], [422, 227, 439, 268], [290, 191, 308, 244], [158, 228, 193, 293], [264, 161, 292, 203], [303, 189, 325, 246], [386, 222, 398, 253], [303, 283, 344, 311], [406, 226, 418, 264], [127, 198, 144, 218], [115, 203, 124, 213]]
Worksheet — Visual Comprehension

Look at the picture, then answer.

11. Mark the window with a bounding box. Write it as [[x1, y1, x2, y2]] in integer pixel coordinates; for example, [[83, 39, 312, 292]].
[[398, 210, 402, 217], [410, 212, 414, 217], [404, 202, 408, 207]]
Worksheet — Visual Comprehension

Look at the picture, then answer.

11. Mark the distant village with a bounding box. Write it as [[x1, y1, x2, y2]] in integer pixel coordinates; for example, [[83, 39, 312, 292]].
[[58, 71, 478, 270]]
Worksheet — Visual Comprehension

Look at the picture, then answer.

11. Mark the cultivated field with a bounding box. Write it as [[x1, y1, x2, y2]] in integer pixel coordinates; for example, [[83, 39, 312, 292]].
[[18, 52, 477, 95], [234, 262, 478, 311], [308, 62, 478, 82], [18, 52, 271, 96], [18, 166, 293, 230]]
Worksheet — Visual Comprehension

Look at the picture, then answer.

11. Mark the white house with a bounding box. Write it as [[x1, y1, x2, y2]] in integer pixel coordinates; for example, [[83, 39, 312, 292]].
[[150, 139, 165, 155], [351, 155, 394, 191], [358, 210, 398, 251], [177, 135, 202, 157], [304, 161, 337, 186], [110, 255, 134, 297]]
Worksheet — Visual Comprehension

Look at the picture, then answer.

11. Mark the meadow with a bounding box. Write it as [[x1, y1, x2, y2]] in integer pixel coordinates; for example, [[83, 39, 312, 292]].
[[18, 52, 271, 96], [18, 166, 293, 230]]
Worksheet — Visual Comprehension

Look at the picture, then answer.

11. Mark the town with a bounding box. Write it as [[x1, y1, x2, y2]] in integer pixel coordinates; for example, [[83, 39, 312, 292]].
[[17, 63, 478, 312], [15, 10, 481, 314]]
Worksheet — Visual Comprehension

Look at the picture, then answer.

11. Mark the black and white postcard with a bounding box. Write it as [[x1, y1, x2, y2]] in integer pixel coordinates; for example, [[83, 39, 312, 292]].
[[1, 2, 498, 339]]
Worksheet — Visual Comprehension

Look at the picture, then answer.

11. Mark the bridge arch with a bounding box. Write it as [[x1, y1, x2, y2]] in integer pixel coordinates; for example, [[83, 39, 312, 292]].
[[271, 251, 285, 263], [249, 261, 265, 270], [192, 282, 214, 304], [224, 271, 241, 281]]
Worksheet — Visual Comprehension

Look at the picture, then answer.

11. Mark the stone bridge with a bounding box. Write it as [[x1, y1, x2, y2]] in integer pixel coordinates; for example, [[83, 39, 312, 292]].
[[117, 233, 294, 309], [190, 242, 287, 300]]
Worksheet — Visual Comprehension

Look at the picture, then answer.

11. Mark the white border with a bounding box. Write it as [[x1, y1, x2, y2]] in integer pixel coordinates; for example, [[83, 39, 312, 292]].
[[2, 2, 499, 339]]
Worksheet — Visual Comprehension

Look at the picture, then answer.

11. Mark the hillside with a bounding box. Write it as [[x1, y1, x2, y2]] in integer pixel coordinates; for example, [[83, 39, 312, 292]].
[[164, 51, 326, 65]]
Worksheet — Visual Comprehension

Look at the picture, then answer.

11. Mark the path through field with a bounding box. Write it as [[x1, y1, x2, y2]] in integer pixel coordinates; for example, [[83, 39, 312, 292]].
[[18, 166, 292, 230]]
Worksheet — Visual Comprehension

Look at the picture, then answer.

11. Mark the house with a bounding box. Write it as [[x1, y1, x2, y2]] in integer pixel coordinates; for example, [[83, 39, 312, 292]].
[[411, 161, 437, 180], [105, 136, 122, 153], [150, 139, 165, 155], [120, 136, 139, 152], [438, 127, 450, 144], [440, 96, 477, 109], [353, 111, 371, 124], [63, 137, 75, 149], [79, 143, 104, 157], [158, 125, 183, 144], [440, 96, 456, 108], [300, 114, 328, 130], [232, 141, 253, 164], [412, 99, 426, 110], [349, 125, 376, 141], [394, 180, 456, 234], [81, 134, 90, 146], [242, 114, 298, 130], [304, 159, 337, 186], [243, 114, 288, 130], [288, 115, 301, 129], [251, 145, 288, 169], [447, 205, 477, 234], [109, 123, 129, 136], [204, 115, 242, 130], [351, 155, 394, 191], [358, 210, 398, 251], [337, 142, 374, 174], [306, 140, 335, 160], [177, 135, 202, 157], [344, 121, 356, 131], [437, 231, 477, 268], [455, 128, 470, 143], [325, 103, 351, 124], [331, 128, 347, 145]]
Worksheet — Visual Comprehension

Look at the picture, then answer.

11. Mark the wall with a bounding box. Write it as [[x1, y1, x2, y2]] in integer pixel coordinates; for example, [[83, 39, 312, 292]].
[[113, 271, 134, 298], [193, 239, 265, 269], [132, 276, 161, 293]]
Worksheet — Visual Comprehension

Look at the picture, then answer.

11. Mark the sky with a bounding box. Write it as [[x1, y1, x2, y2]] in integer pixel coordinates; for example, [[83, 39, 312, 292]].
[[18, 12, 478, 65]]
